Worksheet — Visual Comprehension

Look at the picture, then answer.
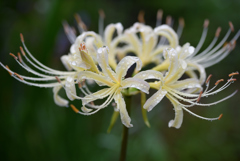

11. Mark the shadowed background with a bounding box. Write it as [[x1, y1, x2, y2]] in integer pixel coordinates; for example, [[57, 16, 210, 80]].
[[0, 0, 240, 160]]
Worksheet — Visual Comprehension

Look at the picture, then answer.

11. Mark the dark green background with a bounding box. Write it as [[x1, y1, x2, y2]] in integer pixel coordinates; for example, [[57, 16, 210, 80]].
[[1, 0, 240, 160]]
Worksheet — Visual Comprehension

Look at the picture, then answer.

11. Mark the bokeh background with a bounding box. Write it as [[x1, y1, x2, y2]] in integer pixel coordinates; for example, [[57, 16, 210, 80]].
[[1, 0, 240, 160]]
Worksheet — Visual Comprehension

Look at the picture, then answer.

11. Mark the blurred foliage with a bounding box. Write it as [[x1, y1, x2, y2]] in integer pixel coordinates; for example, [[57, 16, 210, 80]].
[[1, 0, 240, 160]]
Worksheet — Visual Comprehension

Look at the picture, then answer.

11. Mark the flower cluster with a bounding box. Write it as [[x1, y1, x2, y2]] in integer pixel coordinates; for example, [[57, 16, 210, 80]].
[[1, 10, 239, 129]]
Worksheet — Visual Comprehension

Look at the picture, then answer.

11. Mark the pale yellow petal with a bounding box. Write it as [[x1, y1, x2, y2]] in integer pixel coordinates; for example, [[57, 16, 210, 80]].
[[121, 78, 150, 94], [53, 86, 69, 107], [114, 92, 133, 128], [143, 88, 167, 112], [78, 71, 114, 87], [65, 76, 77, 101], [97, 47, 117, 82], [116, 56, 142, 81], [167, 95, 183, 129]]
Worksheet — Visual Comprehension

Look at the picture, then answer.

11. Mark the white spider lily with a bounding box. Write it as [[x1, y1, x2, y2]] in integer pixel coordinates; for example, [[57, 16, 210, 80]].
[[134, 48, 238, 128], [153, 20, 240, 84], [116, 22, 179, 67], [0, 35, 97, 107], [69, 47, 150, 128]]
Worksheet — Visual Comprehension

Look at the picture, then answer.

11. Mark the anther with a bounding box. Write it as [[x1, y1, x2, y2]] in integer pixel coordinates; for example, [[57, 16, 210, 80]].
[[111, 102, 116, 107], [78, 82, 82, 88], [218, 114, 223, 120], [9, 53, 18, 60], [229, 21, 234, 32], [90, 102, 95, 106], [79, 43, 86, 51], [74, 14, 81, 24], [138, 10, 145, 23], [229, 72, 239, 77], [215, 27, 221, 37], [228, 78, 237, 82], [197, 91, 203, 102], [179, 17, 185, 27], [215, 79, 224, 85], [17, 52, 23, 63], [74, 14, 87, 31], [203, 19, 209, 28], [98, 9, 105, 19], [20, 33, 24, 43], [166, 15, 172, 26], [55, 76, 61, 83], [19, 46, 26, 56], [14, 73, 24, 80], [5, 65, 13, 76], [157, 9, 163, 21], [206, 74, 212, 84], [70, 104, 80, 113]]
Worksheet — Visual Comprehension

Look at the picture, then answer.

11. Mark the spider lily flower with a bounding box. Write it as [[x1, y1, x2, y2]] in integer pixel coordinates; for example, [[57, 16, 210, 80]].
[[153, 20, 240, 78], [115, 22, 179, 67], [0, 34, 98, 107], [68, 47, 150, 128], [63, 10, 125, 69], [134, 48, 238, 128]]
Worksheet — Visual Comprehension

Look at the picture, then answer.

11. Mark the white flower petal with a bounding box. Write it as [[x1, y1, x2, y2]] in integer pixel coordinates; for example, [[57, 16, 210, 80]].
[[154, 24, 179, 48], [81, 106, 93, 113], [143, 88, 167, 112], [65, 76, 77, 101], [164, 48, 186, 84], [134, 70, 164, 81], [116, 56, 142, 81], [104, 23, 123, 46], [97, 47, 117, 81], [61, 55, 73, 71], [168, 78, 202, 91], [187, 62, 206, 85], [78, 71, 114, 87], [168, 105, 183, 129], [121, 78, 150, 94], [53, 86, 69, 107], [114, 92, 133, 128]]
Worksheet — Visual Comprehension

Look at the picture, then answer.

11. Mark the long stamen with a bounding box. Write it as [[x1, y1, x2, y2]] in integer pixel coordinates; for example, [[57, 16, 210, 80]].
[[156, 9, 163, 27], [98, 9, 105, 37], [190, 19, 209, 57], [62, 21, 76, 43], [138, 10, 145, 24], [20, 34, 75, 75], [74, 14, 87, 33], [177, 17, 184, 39]]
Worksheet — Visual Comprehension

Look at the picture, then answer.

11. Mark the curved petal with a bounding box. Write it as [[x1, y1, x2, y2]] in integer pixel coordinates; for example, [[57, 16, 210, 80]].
[[97, 47, 117, 82], [134, 70, 164, 81], [121, 77, 150, 94], [78, 71, 114, 87], [65, 76, 77, 101], [167, 95, 183, 129], [61, 55, 73, 71], [114, 92, 133, 128], [164, 48, 187, 84], [143, 88, 167, 112], [116, 56, 142, 81], [104, 23, 123, 46], [154, 25, 179, 48], [53, 86, 69, 107], [187, 62, 206, 85], [168, 78, 202, 91]]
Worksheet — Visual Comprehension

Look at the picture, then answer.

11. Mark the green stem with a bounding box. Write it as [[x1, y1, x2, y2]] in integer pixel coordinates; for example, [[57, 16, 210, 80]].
[[119, 94, 132, 161]]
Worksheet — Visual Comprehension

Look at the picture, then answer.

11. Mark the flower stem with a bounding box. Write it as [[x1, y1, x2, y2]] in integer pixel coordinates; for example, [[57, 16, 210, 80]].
[[119, 95, 132, 161]]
